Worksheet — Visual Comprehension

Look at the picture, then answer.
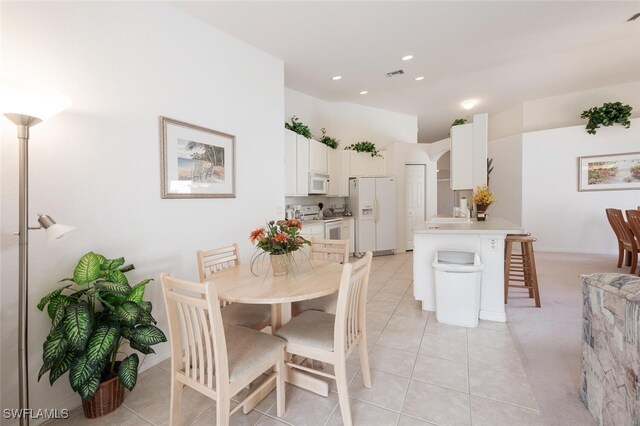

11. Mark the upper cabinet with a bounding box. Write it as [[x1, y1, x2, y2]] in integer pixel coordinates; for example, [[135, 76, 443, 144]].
[[450, 113, 488, 191], [285, 129, 309, 196], [327, 150, 386, 197], [450, 123, 474, 190], [308, 139, 328, 174]]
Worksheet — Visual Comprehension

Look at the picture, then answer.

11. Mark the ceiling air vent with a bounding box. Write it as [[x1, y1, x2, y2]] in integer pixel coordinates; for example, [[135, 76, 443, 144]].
[[385, 69, 404, 78], [628, 12, 640, 22]]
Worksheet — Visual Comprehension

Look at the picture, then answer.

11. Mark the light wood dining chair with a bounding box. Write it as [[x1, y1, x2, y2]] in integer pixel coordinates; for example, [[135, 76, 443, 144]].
[[606, 209, 639, 274], [625, 210, 640, 276], [292, 239, 349, 316], [197, 244, 271, 330], [275, 252, 373, 426], [161, 273, 286, 426]]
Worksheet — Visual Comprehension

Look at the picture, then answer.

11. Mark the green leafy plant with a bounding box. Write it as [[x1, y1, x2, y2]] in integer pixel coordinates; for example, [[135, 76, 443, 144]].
[[319, 128, 339, 149], [37, 252, 166, 400], [344, 141, 382, 158], [580, 102, 633, 135], [451, 118, 468, 127], [284, 115, 313, 139]]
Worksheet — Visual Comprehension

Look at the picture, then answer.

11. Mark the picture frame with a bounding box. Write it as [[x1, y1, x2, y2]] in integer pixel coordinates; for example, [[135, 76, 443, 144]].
[[159, 116, 236, 199], [578, 152, 640, 192]]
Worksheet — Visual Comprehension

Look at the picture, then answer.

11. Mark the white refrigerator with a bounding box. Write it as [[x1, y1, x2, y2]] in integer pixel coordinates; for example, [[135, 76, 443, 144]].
[[349, 177, 396, 256]]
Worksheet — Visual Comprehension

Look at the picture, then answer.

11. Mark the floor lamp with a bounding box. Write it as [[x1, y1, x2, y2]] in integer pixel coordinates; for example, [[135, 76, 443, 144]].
[[1, 83, 73, 425]]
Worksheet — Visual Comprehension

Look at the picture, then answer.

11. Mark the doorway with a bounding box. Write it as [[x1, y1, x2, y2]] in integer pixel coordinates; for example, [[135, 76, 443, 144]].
[[405, 164, 426, 250]]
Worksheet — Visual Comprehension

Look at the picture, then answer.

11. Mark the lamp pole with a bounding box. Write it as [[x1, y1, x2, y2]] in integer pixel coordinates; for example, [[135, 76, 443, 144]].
[[6, 113, 42, 426]]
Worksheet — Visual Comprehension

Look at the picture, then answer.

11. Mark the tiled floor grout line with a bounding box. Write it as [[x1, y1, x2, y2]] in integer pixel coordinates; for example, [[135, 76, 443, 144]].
[[466, 322, 473, 425]]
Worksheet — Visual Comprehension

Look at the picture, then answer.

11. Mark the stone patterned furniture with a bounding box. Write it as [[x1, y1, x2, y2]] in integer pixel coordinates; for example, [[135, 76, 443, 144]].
[[581, 273, 640, 426]]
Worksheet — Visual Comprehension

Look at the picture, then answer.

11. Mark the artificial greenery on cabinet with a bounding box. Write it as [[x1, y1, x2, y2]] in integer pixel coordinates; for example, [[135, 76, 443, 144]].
[[319, 128, 339, 149], [284, 116, 313, 139], [451, 118, 468, 127], [580, 102, 633, 135], [344, 141, 382, 157], [37, 252, 166, 400]]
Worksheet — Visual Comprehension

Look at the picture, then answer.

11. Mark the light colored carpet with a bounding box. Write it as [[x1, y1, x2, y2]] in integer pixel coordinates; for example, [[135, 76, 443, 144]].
[[505, 251, 626, 426]]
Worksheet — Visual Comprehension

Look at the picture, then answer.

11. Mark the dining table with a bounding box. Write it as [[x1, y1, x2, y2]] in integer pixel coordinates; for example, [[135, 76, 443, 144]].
[[205, 257, 343, 412]]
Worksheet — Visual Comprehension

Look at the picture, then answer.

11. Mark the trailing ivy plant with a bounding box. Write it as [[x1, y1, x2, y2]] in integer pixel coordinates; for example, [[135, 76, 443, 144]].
[[451, 118, 468, 127], [344, 141, 382, 158], [319, 128, 339, 149], [580, 102, 633, 135], [37, 252, 166, 400], [284, 116, 313, 139]]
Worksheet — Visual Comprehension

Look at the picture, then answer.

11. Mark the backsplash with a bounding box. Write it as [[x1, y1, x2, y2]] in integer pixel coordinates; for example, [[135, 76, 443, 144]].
[[285, 196, 348, 211]]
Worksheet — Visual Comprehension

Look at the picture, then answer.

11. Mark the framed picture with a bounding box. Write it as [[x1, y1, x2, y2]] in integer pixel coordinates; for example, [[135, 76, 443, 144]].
[[159, 116, 235, 198], [578, 152, 640, 192]]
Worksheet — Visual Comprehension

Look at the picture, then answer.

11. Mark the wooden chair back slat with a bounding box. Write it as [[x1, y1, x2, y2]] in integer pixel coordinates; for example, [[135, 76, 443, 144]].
[[607, 208, 636, 246], [161, 273, 229, 391], [197, 243, 241, 282], [334, 252, 373, 353], [626, 210, 640, 249], [310, 239, 349, 264]]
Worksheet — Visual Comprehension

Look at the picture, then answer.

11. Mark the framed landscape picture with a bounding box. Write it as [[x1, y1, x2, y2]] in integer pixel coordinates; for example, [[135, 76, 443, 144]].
[[578, 152, 640, 192], [160, 116, 235, 198]]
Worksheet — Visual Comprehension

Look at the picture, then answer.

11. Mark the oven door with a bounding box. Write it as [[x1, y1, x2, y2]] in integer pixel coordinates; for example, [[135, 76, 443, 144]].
[[325, 220, 343, 240]]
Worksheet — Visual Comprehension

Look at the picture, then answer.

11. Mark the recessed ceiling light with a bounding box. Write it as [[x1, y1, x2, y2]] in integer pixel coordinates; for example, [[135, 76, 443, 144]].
[[332, 75, 342, 81], [360, 91, 368, 95], [401, 55, 414, 61], [415, 76, 425, 81], [462, 99, 478, 110]]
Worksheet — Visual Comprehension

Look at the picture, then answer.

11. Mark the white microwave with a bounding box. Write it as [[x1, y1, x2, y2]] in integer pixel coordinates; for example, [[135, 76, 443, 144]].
[[308, 172, 329, 194]]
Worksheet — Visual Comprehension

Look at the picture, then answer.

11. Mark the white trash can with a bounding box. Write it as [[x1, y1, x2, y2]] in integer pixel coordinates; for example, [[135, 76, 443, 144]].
[[432, 251, 484, 328]]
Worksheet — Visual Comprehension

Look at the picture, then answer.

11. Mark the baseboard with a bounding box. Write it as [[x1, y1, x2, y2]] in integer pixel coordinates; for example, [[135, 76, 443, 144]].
[[535, 247, 618, 256], [479, 310, 507, 323]]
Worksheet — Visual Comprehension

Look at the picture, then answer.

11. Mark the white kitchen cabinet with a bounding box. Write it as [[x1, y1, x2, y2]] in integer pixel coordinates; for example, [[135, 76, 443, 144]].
[[450, 114, 488, 191], [284, 130, 297, 196], [341, 217, 355, 254], [284, 129, 310, 196], [328, 149, 351, 197], [309, 139, 328, 174], [299, 222, 324, 257], [450, 123, 474, 190], [349, 151, 386, 177]]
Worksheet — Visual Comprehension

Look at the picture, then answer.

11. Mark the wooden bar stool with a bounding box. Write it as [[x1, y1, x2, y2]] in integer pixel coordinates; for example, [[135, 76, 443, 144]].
[[504, 234, 541, 308]]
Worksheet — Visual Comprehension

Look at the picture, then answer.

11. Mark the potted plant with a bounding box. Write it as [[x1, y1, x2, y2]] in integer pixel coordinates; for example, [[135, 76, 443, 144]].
[[473, 185, 495, 221], [37, 252, 166, 418], [249, 219, 311, 276], [344, 141, 382, 158], [319, 128, 339, 149], [284, 115, 313, 139], [581, 102, 633, 134]]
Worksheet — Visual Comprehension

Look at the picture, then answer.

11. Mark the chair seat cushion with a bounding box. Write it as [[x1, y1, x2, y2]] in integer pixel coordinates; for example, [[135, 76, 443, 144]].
[[292, 294, 338, 315], [221, 303, 271, 328], [225, 325, 285, 382], [274, 310, 335, 352]]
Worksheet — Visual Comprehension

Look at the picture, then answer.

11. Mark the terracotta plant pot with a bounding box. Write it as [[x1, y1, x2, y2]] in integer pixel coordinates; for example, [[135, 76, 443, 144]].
[[81, 374, 125, 419]]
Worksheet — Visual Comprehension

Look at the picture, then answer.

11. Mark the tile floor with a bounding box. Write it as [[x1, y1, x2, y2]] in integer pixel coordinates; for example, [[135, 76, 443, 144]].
[[52, 252, 543, 425]]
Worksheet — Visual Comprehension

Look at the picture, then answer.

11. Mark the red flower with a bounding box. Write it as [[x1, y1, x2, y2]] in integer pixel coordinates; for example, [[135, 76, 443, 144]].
[[286, 219, 302, 229], [273, 233, 288, 243], [249, 228, 266, 244]]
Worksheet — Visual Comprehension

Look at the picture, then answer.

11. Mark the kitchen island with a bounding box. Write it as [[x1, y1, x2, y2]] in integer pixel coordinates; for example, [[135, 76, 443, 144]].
[[413, 217, 525, 322]]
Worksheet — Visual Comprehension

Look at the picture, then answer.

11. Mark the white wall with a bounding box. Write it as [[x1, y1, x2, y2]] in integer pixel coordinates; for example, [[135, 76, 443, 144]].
[[285, 88, 418, 148], [524, 80, 640, 133], [522, 119, 640, 254], [490, 81, 640, 140], [1, 2, 284, 418], [487, 134, 523, 226]]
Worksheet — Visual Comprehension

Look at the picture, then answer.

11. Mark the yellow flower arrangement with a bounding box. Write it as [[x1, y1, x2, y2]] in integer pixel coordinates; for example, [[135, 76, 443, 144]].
[[473, 185, 495, 210]]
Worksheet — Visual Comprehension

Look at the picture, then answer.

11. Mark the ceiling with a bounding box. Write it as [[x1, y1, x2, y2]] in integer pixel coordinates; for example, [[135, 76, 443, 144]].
[[171, 1, 640, 142]]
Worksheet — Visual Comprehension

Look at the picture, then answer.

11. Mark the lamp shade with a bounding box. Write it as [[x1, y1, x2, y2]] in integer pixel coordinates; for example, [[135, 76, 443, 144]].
[[37, 214, 76, 241], [0, 80, 71, 121], [45, 223, 76, 242]]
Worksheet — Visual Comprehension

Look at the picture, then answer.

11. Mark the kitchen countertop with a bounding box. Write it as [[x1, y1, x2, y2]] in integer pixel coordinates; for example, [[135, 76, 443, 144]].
[[414, 217, 524, 234], [300, 217, 353, 226]]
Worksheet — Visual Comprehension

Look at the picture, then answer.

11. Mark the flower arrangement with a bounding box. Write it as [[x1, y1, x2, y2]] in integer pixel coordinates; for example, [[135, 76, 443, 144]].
[[249, 219, 311, 275], [473, 185, 495, 211]]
